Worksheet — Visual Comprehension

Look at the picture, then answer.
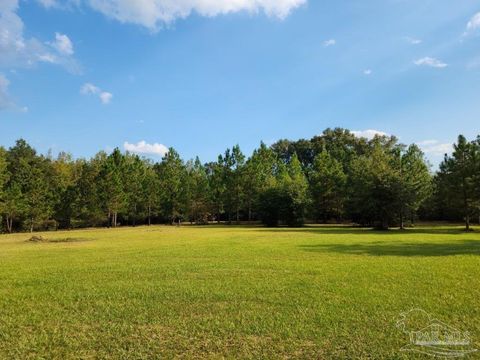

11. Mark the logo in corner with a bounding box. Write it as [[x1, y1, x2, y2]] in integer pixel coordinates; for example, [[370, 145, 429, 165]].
[[396, 309, 477, 358]]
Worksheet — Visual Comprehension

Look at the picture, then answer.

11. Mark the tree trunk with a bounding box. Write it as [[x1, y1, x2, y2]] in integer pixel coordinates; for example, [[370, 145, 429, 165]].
[[30, 218, 34, 233], [133, 204, 137, 227], [148, 205, 151, 226], [400, 209, 405, 230], [6, 216, 12, 233], [462, 176, 469, 231], [381, 216, 389, 230]]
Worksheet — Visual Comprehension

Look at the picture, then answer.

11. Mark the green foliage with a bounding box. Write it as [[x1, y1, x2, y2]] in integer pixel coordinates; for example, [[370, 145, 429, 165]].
[[7, 128, 480, 232], [310, 151, 347, 222], [397, 144, 432, 228], [259, 154, 309, 227], [243, 142, 277, 221], [186, 157, 211, 224], [156, 148, 187, 223], [435, 135, 479, 230], [348, 144, 403, 229]]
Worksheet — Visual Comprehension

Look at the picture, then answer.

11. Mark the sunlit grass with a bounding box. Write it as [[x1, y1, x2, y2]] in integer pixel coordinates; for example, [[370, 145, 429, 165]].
[[1, 225, 479, 358]]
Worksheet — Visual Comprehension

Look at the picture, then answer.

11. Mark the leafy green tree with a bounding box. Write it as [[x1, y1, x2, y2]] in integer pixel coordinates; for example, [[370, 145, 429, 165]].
[[310, 151, 347, 222], [311, 128, 367, 171], [3, 183, 25, 233], [50, 152, 80, 229], [207, 158, 227, 223], [99, 148, 127, 227], [221, 145, 245, 223], [6, 140, 52, 232], [143, 163, 160, 226], [259, 154, 309, 227], [123, 154, 147, 226], [0, 147, 9, 231], [186, 157, 211, 224], [438, 135, 478, 230], [348, 144, 402, 229], [243, 142, 277, 221], [157, 148, 186, 224], [230, 145, 245, 222], [282, 154, 309, 226], [397, 145, 432, 229], [75, 155, 106, 227]]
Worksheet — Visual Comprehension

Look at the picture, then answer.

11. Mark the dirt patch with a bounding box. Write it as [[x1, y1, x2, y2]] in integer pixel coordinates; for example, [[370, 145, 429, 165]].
[[26, 236, 88, 243]]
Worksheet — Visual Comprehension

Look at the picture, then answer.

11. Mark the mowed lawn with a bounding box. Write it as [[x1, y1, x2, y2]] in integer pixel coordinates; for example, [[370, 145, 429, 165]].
[[0, 225, 479, 359]]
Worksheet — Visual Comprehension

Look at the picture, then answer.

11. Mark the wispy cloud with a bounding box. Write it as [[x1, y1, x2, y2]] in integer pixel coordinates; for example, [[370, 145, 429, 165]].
[[0, 74, 13, 110], [50, 33, 74, 55], [323, 39, 336, 47], [363, 69, 372, 75], [417, 140, 452, 156], [0, 1, 78, 71], [0, 1, 80, 110], [352, 129, 389, 140], [464, 12, 480, 36], [414, 57, 447, 68], [404, 36, 422, 45], [124, 141, 168, 156], [0, 73, 27, 112], [81, 83, 113, 104]]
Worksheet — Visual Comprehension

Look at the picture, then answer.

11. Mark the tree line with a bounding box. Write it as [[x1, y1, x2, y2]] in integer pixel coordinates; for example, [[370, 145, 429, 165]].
[[0, 128, 479, 233]]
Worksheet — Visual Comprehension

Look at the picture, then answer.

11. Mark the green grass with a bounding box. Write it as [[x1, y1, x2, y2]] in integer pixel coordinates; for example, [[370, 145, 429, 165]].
[[1, 225, 479, 359]]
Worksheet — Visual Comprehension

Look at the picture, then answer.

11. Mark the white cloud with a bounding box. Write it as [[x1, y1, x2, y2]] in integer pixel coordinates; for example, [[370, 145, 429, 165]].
[[124, 141, 169, 156], [33, 0, 305, 29], [417, 140, 452, 156], [0, 73, 13, 110], [51, 32, 74, 55], [0, 0, 79, 110], [351, 129, 389, 140], [404, 36, 422, 45], [85, 0, 306, 29], [36, 0, 58, 8], [80, 83, 100, 95], [81, 83, 113, 104], [0, 73, 27, 111], [99, 91, 113, 104], [464, 12, 480, 36], [363, 69, 372, 75], [0, 1, 77, 69], [323, 39, 336, 47], [414, 57, 447, 68]]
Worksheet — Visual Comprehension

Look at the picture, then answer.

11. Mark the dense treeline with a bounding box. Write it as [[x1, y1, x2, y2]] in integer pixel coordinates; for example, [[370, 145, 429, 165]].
[[0, 128, 479, 233]]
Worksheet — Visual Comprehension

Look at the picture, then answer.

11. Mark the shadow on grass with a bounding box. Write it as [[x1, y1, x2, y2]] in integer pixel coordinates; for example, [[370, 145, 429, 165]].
[[299, 240, 480, 257], [259, 226, 475, 236]]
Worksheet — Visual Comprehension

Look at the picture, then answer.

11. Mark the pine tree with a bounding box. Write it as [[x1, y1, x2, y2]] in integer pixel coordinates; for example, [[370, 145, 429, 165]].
[[310, 151, 347, 222], [438, 135, 477, 230], [397, 145, 432, 229], [99, 148, 127, 227], [157, 148, 186, 224]]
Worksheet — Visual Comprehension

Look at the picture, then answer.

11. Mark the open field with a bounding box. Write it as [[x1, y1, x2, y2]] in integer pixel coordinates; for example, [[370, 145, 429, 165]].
[[1, 225, 479, 359]]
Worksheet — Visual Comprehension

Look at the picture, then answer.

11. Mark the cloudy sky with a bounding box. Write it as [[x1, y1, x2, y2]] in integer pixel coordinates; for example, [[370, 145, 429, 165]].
[[1, 0, 479, 166]]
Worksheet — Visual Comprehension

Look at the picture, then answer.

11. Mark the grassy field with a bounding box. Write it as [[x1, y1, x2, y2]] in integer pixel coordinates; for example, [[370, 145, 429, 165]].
[[1, 225, 479, 359]]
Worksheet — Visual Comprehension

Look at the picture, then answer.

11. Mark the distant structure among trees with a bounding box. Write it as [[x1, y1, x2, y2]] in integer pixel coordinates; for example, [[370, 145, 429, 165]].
[[0, 128, 478, 232]]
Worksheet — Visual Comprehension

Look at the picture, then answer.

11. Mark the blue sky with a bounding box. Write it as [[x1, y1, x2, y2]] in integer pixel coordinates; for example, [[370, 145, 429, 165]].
[[1, 0, 479, 166]]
